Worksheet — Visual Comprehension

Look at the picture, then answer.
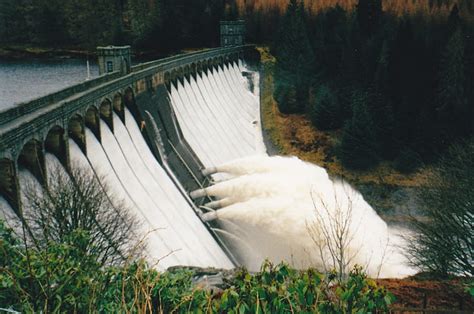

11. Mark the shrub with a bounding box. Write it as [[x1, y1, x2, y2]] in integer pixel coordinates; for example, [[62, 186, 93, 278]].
[[19, 164, 142, 266], [1, 221, 395, 314], [407, 140, 474, 276], [274, 78, 299, 114]]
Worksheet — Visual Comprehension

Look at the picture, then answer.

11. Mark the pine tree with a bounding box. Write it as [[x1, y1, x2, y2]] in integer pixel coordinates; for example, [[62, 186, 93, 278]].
[[374, 40, 389, 95], [309, 85, 342, 130], [437, 27, 468, 134], [273, 0, 314, 114], [338, 91, 379, 170], [356, 0, 382, 37]]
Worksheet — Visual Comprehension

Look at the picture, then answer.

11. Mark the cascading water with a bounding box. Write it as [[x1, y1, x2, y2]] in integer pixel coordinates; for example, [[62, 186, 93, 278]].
[[192, 155, 414, 278]]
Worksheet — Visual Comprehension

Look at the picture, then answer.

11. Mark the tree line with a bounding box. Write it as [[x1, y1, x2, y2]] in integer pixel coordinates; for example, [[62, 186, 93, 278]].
[[273, 0, 474, 171], [2, 0, 471, 53], [0, 0, 237, 52]]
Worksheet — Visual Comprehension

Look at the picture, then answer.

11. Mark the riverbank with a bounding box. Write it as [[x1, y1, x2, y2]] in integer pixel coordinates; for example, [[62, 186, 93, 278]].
[[258, 47, 429, 223], [0, 45, 94, 59], [0, 44, 210, 61]]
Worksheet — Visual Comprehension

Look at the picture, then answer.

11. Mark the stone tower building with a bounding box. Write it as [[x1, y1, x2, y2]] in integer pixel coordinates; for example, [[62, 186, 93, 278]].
[[220, 20, 246, 47], [97, 46, 131, 76]]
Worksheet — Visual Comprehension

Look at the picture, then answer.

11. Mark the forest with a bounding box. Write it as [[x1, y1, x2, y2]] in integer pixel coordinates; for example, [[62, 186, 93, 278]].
[[1, 0, 473, 51], [273, 0, 474, 171], [1, 1, 472, 167]]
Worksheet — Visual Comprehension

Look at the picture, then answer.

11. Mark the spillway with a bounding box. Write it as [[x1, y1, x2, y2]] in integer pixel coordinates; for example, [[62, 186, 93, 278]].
[[169, 62, 264, 169]]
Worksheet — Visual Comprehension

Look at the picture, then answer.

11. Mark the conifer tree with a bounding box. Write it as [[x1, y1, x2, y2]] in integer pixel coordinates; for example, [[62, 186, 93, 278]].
[[437, 27, 468, 134], [309, 85, 342, 130], [274, 0, 314, 114], [356, 0, 382, 36], [338, 91, 379, 169]]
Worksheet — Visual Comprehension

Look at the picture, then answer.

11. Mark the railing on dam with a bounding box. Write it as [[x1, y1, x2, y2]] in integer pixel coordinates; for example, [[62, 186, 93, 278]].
[[0, 45, 255, 129], [130, 45, 253, 73], [0, 71, 122, 126]]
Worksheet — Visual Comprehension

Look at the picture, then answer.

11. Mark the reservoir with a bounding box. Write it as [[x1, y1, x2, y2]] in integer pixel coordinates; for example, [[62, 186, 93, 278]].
[[0, 58, 99, 110]]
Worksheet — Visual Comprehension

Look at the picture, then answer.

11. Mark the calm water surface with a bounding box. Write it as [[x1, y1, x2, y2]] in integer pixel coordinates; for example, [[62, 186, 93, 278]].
[[0, 58, 99, 112]]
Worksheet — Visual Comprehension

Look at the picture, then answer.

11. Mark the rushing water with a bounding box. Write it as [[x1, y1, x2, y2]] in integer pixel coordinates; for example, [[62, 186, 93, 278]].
[[0, 58, 99, 111], [192, 156, 415, 278]]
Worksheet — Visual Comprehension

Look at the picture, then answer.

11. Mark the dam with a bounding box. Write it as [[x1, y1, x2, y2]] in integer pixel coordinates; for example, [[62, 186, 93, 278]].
[[0, 44, 412, 277], [0, 44, 262, 268]]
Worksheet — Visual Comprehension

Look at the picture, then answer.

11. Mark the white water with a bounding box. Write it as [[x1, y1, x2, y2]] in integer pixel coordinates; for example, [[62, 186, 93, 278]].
[[197, 155, 414, 278]]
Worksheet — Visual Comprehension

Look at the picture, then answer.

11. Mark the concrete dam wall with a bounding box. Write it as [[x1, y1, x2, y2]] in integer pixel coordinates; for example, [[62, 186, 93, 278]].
[[0, 46, 413, 277], [0, 46, 263, 269]]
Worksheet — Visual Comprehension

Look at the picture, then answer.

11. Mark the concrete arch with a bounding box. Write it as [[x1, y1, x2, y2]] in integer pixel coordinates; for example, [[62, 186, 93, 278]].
[[124, 86, 141, 124], [45, 125, 69, 170], [100, 98, 114, 131], [196, 62, 203, 74], [124, 87, 135, 110], [184, 65, 191, 81], [113, 93, 125, 123], [18, 139, 46, 186], [164, 71, 171, 90], [171, 69, 178, 86], [68, 114, 86, 154], [190, 63, 197, 79], [206, 59, 214, 74], [177, 67, 185, 85], [0, 158, 20, 212], [85, 106, 101, 141]]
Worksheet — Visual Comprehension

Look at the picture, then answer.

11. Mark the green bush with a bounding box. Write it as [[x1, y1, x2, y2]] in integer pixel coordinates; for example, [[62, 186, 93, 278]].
[[408, 140, 474, 277], [1, 220, 395, 313], [0, 224, 103, 312], [309, 84, 343, 130], [274, 79, 299, 114]]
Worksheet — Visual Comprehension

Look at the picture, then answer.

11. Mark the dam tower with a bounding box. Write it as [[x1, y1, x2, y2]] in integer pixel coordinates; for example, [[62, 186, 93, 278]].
[[220, 20, 246, 47], [97, 45, 131, 75]]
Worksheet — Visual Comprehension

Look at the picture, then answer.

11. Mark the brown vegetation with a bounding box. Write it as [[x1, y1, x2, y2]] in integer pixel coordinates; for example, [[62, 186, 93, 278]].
[[378, 277, 473, 311], [237, 0, 474, 21]]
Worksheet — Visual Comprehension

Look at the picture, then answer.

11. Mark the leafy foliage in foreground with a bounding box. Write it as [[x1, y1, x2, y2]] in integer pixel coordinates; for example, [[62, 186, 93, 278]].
[[0, 220, 394, 313]]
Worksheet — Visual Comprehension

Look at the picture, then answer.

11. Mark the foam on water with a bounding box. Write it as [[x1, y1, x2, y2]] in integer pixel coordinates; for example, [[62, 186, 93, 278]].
[[199, 155, 415, 278]]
